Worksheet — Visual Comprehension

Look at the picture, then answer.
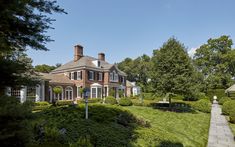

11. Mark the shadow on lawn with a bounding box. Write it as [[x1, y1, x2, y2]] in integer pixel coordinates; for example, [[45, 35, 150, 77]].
[[150, 102, 197, 113], [158, 141, 183, 147], [33, 104, 148, 146]]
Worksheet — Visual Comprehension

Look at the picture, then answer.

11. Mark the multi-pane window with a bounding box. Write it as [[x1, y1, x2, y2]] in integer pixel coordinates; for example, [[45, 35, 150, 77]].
[[77, 71, 82, 80], [71, 72, 74, 80], [91, 88, 96, 98], [98, 72, 103, 81], [110, 73, 113, 81], [88, 71, 94, 80]]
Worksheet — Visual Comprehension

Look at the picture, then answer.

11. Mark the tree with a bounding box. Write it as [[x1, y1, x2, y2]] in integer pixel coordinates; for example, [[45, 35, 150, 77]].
[[194, 35, 235, 89], [118, 55, 153, 92], [152, 38, 198, 100], [0, 0, 66, 92], [35, 64, 56, 73]]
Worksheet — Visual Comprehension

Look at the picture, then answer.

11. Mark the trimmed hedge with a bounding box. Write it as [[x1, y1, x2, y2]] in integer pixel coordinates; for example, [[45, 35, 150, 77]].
[[222, 100, 235, 115], [105, 96, 117, 105], [218, 97, 231, 105], [230, 111, 235, 124], [34, 101, 50, 106], [78, 98, 102, 104], [192, 99, 211, 113], [119, 98, 133, 106], [143, 93, 155, 100], [206, 89, 226, 101], [56, 100, 73, 106]]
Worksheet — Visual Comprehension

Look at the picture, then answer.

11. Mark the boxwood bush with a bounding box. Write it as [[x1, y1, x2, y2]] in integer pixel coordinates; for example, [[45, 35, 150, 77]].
[[119, 98, 133, 106], [105, 96, 117, 105], [218, 97, 231, 105], [35, 101, 50, 106], [56, 100, 73, 106], [192, 99, 211, 113], [229, 111, 235, 124], [222, 100, 235, 115]]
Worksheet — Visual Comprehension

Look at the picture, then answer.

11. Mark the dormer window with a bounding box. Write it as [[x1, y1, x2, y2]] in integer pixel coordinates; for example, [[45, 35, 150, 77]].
[[92, 60, 101, 67]]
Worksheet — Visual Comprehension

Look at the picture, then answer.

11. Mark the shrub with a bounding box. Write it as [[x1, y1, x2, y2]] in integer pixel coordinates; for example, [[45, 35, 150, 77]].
[[229, 111, 235, 124], [56, 100, 73, 106], [104, 96, 117, 105], [222, 100, 235, 115], [192, 99, 211, 113], [206, 89, 226, 101], [0, 95, 33, 146], [172, 94, 184, 100], [35, 101, 50, 106], [143, 93, 154, 100], [119, 98, 133, 106], [218, 97, 231, 105]]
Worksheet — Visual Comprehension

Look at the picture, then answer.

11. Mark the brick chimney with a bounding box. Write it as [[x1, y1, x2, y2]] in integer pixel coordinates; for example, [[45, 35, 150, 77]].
[[74, 44, 83, 62], [98, 53, 105, 61]]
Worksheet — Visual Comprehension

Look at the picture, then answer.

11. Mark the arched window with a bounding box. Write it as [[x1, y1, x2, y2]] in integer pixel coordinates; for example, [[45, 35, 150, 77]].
[[53, 86, 64, 101], [65, 86, 73, 100]]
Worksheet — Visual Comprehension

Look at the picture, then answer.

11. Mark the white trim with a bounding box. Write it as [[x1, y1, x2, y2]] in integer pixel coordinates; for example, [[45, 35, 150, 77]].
[[65, 86, 73, 100]]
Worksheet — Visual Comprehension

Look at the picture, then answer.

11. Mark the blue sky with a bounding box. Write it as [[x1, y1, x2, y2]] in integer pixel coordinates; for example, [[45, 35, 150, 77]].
[[27, 0, 235, 66]]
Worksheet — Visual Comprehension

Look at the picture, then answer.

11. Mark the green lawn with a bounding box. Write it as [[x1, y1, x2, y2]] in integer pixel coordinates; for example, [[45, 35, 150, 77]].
[[123, 106, 210, 147], [32, 104, 210, 147]]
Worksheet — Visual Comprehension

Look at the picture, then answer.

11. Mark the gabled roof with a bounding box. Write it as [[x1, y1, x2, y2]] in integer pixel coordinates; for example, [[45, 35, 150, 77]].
[[39, 73, 74, 85], [225, 84, 235, 93]]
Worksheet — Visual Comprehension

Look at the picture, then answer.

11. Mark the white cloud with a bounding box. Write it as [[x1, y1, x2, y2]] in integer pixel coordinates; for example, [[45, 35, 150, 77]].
[[187, 47, 198, 58]]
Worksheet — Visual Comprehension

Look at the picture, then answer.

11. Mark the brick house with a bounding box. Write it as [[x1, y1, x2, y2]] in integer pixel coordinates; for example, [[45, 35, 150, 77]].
[[5, 44, 127, 102]]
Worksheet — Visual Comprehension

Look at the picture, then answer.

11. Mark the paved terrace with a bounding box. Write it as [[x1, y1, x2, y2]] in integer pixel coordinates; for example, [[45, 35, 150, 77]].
[[208, 101, 235, 147]]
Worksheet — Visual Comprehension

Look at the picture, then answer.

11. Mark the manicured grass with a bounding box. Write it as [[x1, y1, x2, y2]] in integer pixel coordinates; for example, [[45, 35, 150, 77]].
[[123, 106, 210, 147], [32, 104, 210, 146]]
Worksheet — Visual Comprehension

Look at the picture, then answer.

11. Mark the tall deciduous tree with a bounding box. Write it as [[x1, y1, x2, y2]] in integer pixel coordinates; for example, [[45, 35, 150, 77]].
[[0, 0, 66, 92], [34, 64, 61, 73], [194, 35, 235, 89], [152, 38, 198, 99]]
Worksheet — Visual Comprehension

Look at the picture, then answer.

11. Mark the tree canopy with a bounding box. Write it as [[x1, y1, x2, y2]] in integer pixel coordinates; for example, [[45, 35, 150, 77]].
[[0, 0, 66, 92], [194, 35, 235, 89], [34, 63, 61, 73], [151, 38, 198, 99]]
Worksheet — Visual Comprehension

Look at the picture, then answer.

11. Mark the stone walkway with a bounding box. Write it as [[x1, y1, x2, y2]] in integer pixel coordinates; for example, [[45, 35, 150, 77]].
[[208, 102, 235, 147]]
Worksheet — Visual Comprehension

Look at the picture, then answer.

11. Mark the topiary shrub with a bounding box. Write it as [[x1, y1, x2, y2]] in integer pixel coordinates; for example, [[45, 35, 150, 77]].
[[218, 97, 231, 105], [229, 111, 235, 124], [222, 100, 235, 115], [119, 98, 133, 106], [104, 96, 117, 105], [56, 100, 73, 106], [192, 99, 211, 113]]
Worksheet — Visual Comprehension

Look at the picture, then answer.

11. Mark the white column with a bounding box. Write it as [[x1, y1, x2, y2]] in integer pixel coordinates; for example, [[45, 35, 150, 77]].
[[41, 81, 45, 101], [107, 86, 109, 96], [35, 85, 41, 102], [5, 87, 11, 96], [116, 87, 119, 98], [20, 86, 27, 103], [96, 87, 98, 98], [90, 87, 92, 99]]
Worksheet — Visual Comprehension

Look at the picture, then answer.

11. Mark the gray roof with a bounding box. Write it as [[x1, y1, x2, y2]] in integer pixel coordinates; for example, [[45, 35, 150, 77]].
[[39, 73, 74, 85], [51, 56, 126, 76]]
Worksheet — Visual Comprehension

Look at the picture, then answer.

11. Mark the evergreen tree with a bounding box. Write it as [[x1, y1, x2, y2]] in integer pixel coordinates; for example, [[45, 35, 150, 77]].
[[152, 38, 198, 99]]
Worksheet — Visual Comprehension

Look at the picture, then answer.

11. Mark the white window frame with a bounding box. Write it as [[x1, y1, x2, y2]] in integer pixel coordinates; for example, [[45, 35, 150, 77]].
[[98, 72, 103, 81], [110, 73, 113, 81], [71, 72, 74, 80], [65, 86, 73, 100], [77, 71, 81, 80], [89, 71, 94, 80]]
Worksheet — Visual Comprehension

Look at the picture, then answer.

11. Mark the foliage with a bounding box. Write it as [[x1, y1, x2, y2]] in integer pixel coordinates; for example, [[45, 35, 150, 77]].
[[35, 101, 50, 106], [108, 89, 115, 97], [53, 86, 62, 94], [151, 38, 200, 99], [194, 35, 235, 89], [118, 54, 153, 92], [0, 0, 66, 91], [143, 92, 155, 100], [34, 64, 59, 73], [105, 96, 117, 105], [0, 96, 33, 146], [119, 98, 133, 106], [78, 98, 102, 104], [32, 105, 147, 146], [206, 89, 226, 101], [118, 90, 124, 98], [229, 111, 235, 124], [218, 97, 232, 105], [222, 100, 235, 115], [56, 100, 73, 106], [192, 99, 211, 113]]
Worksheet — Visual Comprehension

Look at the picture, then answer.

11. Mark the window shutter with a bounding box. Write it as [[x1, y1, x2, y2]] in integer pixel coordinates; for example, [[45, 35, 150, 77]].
[[69, 73, 71, 79], [80, 71, 82, 80]]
